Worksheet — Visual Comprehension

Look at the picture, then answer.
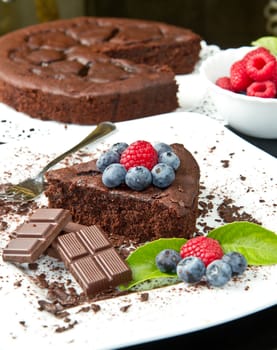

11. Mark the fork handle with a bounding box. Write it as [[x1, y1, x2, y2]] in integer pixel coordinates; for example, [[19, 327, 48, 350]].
[[38, 121, 116, 176]]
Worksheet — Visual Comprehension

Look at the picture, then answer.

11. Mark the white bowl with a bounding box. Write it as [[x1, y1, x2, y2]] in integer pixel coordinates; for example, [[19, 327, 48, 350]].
[[200, 46, 277, 139]]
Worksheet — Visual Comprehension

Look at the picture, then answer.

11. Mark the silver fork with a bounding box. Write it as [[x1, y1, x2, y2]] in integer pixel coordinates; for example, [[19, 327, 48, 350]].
[[0, 121, 116, 201]]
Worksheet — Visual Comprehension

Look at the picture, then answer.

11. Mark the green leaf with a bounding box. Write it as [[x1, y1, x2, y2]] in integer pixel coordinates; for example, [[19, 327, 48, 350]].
[[208, 222, 277, 265], [120, 238, 186, 290], [251, 36, 277, 55]]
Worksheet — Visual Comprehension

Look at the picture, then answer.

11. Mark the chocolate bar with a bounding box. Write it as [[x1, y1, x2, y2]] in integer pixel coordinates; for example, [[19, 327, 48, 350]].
[[3, 208, 132, 295], [2, 208, 71, 263], [53, 225, 132, 296]]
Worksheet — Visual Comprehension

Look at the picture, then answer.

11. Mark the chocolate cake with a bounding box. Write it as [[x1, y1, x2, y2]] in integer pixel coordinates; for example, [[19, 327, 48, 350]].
[[45, 143, 200, 245], [0, 17, 201, 125]]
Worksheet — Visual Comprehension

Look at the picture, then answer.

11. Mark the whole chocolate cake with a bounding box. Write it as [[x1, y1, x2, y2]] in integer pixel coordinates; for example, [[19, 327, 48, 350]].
[[0, 17, 201, 125], [45, 143, 200, 246]]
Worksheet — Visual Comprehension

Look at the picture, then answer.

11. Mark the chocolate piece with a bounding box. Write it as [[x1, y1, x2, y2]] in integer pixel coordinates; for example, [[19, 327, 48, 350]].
[[2, 208, 71, 263], [52, 225, 132, 296]]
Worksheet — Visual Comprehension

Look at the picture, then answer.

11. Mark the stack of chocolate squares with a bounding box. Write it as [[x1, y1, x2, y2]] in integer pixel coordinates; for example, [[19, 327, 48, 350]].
[[2, 208, 132, 296]]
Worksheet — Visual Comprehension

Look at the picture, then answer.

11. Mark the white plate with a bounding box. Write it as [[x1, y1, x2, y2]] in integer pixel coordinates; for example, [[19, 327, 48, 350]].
[[0, 112, 276, 350]]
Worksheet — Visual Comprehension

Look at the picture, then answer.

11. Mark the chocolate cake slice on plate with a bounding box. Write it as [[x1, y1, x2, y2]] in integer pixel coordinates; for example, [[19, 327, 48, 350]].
[[45, 143, 200, 246]]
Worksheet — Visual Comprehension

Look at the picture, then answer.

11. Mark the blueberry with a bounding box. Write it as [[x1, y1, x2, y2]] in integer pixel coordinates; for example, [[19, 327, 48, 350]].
[[110, 142, 129, 155], [125, 166, 152, 191], [222, 252, 247, 276], [206, 260, 232, 287], [154, 142, 172, 156], [151, 163, 175, 188], [102, 163, 127, 188], [158, 151, 180, 170], [155, 249, 181, 274], [96, 150, 120, 172], [176, 257, 206, 283]]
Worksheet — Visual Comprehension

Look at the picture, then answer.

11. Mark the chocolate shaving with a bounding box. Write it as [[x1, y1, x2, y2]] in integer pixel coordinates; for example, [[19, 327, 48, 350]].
[[218, 198, 261, 224], [55, 320, 78, 333], [120, 304, 131, 312]]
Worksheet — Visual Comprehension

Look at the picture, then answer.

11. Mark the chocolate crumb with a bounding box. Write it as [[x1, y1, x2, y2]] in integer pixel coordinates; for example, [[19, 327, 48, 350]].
[[220, 159, 230, 168], [38, 300, 63, 314], [55, 311, 70, 319], [14, 280, 22, 287], [32, 273, 49, 289], [120, 304, 131, 312], [28, 263, 38, 270], [55, 320, 78, 333], [77, 306, 91, 313], [139, 293, 149, 302], [91, 303, 101, 313], [218, 198, 261, 224]]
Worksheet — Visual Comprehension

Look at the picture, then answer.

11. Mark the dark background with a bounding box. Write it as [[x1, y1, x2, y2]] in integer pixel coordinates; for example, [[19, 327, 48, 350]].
[[0, 0, 272, 48], [86, 0, 270, 48]]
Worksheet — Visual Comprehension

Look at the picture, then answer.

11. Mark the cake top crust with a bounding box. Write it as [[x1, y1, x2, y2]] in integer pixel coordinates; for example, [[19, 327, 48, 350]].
[[0, 17, 200, 95]]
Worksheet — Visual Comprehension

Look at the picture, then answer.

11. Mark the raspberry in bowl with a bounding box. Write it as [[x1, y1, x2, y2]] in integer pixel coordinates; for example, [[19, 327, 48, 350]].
[[200, 46, 277, 139]]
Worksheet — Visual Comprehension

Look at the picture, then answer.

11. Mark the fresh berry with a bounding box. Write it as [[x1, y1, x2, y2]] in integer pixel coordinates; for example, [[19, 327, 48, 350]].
[[154, 142, 172, 156], [270, 64, 277, 86], [125, 166, 152, 191], [215, 76, 235, 91], [177, 256, 206, 283], [222, 252, 247, 276], [158, 151, 180, 171], [96, 150, 120, 172], [110, 142, 129, 155], [246, 80, 276, 98], [245, 48, 276, 81], [206, 259, 232, 287], [216, 46, 277, 99], [180, 236, 224, 267], [102, 163, 127, 188], [243, 46, 270, 61], [230, 59, 253, 92], [151, 163, 175, 189], [155, 249, 181, 274], [120, 140, 158, 171]]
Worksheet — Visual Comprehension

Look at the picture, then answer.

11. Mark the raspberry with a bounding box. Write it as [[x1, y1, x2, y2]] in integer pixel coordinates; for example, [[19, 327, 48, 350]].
[[230, 59, 252, 92], [243, 46, 270, 61], [270, 64, 277, 86], [180, 236, 224, 267], [246, 80, 276, 98], [245, 48, 276, 82], [120, 140, 158, 171], [215, 76, 235, 91]]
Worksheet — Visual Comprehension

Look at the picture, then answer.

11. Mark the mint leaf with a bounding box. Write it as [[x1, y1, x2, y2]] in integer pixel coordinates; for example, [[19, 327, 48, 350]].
[[120, 238, 186, 290], [208, 222, 277, 265], [252, 36, 277, 55]]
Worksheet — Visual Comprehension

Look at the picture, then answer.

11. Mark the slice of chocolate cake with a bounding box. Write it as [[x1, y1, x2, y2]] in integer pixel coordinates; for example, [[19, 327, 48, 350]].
[[45, 144, 200, 246]]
